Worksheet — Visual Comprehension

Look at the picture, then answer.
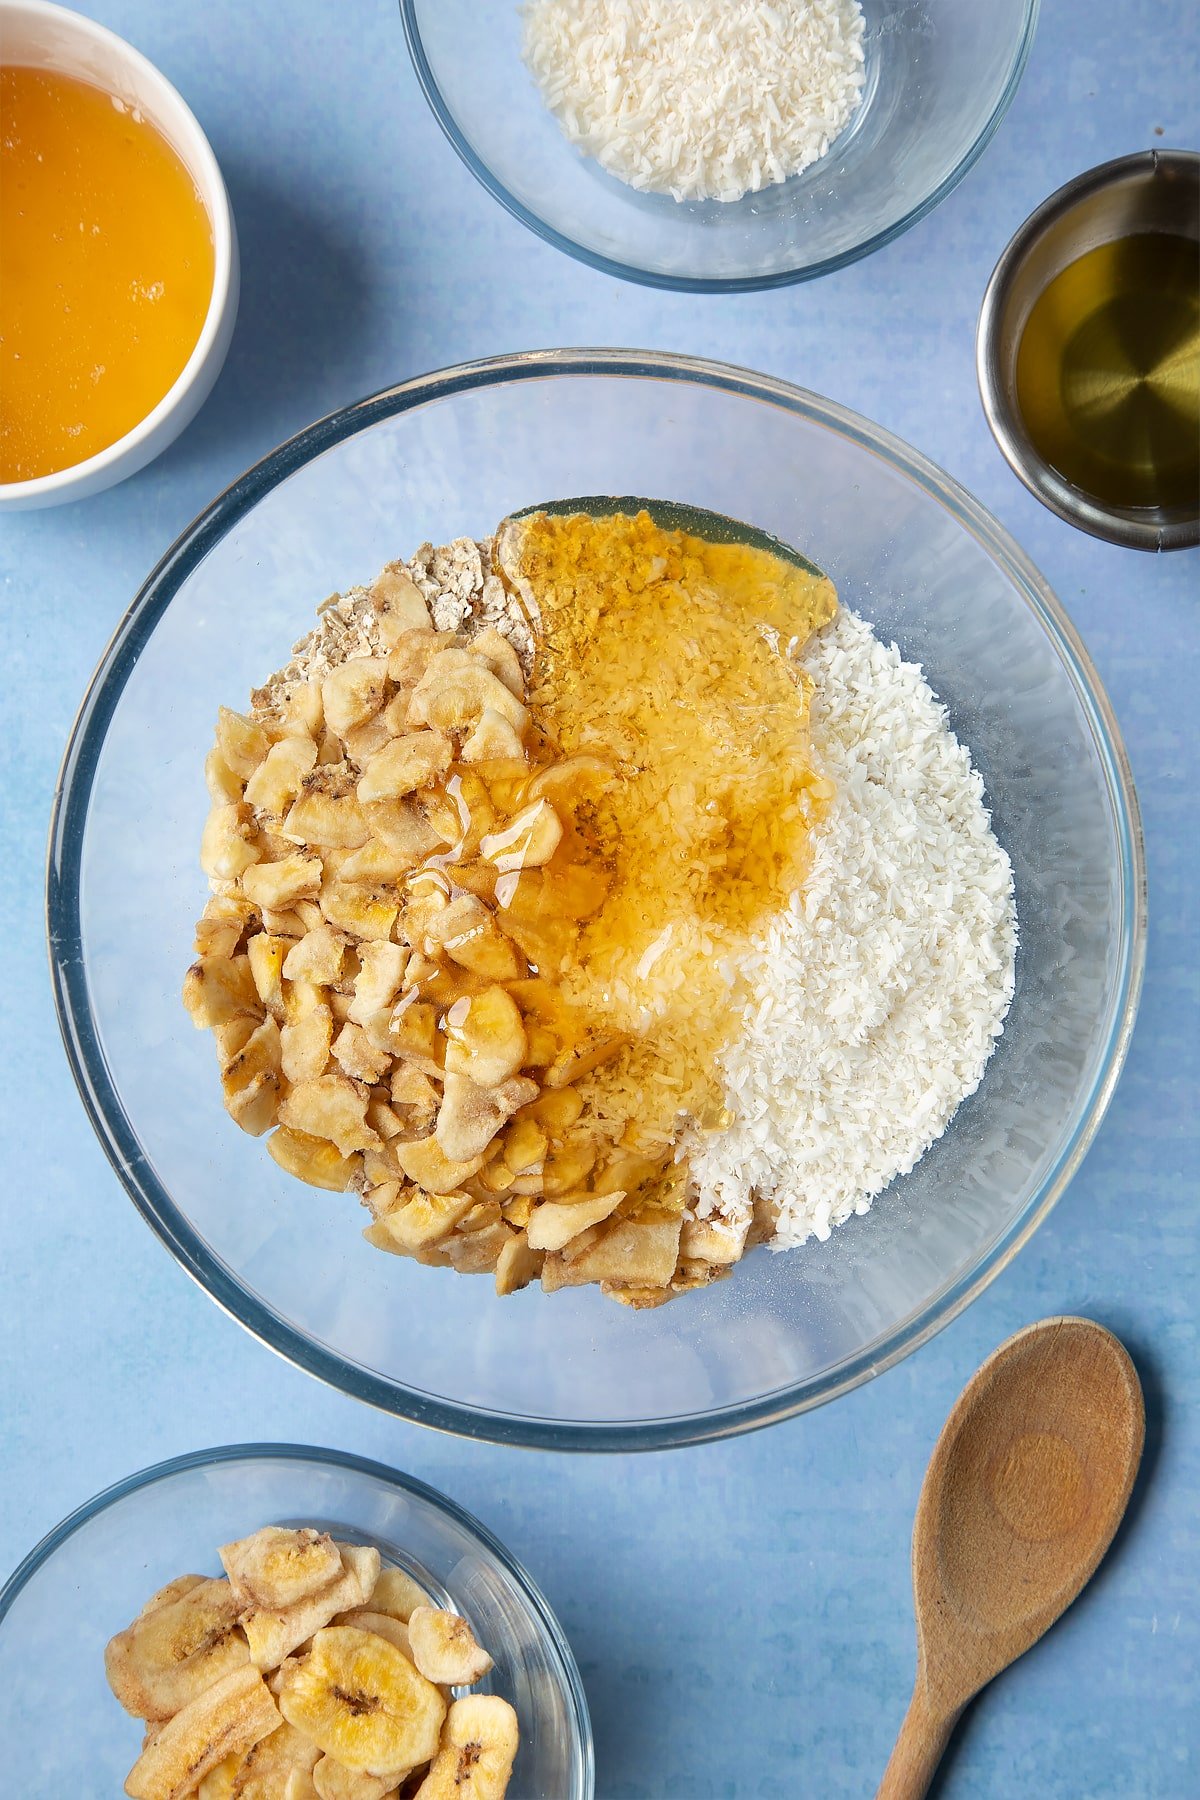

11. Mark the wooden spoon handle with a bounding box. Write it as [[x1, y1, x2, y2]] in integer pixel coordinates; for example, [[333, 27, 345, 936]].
[[876, 1682, 959, 1800]]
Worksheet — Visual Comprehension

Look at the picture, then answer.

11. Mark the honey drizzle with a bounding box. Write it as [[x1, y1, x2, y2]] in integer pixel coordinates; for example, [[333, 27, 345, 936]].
[[499, 509, 837, 1177]]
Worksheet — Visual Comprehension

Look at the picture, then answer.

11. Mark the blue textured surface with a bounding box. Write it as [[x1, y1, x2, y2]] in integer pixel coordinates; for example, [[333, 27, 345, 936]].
[[1, 3, 1196, 1794]]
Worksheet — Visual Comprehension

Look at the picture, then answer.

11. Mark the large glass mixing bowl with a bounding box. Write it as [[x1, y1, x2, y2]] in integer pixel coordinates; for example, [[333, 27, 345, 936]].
[[400, 0, 1039, 290], [48, 351, 1144, 1451]]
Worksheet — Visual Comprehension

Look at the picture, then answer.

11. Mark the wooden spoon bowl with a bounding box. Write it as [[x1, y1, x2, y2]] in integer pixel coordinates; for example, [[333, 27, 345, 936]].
[[878, 1317, 1144, 1799]]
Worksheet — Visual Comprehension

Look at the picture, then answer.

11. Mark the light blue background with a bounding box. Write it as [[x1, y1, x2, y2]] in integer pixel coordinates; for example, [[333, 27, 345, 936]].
[[1, 2, 1196, 1794]]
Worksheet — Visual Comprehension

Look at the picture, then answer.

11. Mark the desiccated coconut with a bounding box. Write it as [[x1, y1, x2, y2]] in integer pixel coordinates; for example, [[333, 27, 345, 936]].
[[689, 608, 1017, 1248]]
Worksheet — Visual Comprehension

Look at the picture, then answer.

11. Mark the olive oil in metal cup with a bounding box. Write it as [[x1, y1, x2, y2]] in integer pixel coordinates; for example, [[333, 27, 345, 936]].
[[977, 151, 1199, 551]]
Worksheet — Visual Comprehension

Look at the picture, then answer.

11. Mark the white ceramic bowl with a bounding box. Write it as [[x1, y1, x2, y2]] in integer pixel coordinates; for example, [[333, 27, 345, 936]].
[[0, 0, 238, 511]]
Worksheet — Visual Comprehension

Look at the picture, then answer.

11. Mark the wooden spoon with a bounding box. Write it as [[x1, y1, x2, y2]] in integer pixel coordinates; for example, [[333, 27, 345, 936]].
[[877, 1317, 1144, 1799]]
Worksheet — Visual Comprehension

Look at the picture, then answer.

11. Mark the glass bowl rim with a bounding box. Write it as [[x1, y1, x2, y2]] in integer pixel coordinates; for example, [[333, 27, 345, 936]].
[[398, 0, 1041, 294], [0, 1440, 595, 1793], [46, 347, 1146, 1452]]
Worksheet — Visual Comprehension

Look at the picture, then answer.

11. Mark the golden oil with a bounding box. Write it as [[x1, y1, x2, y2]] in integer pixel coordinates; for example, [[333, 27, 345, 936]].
[[1015, 233, 1199, 511]]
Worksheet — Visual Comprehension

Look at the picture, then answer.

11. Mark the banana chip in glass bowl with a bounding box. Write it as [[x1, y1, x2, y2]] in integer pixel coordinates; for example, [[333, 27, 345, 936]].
[[0, 1445, 592, 1799]]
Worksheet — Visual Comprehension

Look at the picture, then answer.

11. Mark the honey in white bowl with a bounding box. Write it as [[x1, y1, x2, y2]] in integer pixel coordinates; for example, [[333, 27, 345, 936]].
[[0, 64, 215, 483]]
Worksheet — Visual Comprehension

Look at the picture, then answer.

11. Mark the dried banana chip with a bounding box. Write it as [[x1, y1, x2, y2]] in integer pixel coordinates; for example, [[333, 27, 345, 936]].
[[479, 799, 561, 872], [278, 1625, 445, 1778], [221, 1014, 282, 1130], [443, 986, 526, 1088], [333, 1609, 411, 1659], [357, 731, 453, 804], [367, 1567, 434, 1624], [526, 1189, 625, 1253], [242, 1543, 380, 1672], [278, 1074, 379, 1158], [406, 1609, 493, 1688], [183, 954, 262, 1032], [136, 1574, 206, 1620], [313, 1754, 399, 1800], [365, 1191, 475, 1254], [283, 923, 347, 987], [268, 1126, 361, 1192], [200, 1721, 320, 1800], [370, 564, 431, 645], [105, 1576, 248, 1721], [216, 708, 272, 781], [408, 659, 527, 738], [411, 1695, 519, 1800], [322, 658, 389, 737], [245, 736, 319, 821], [246, 934, 291, 1018], [333, 1021, 392, 1085], [348, 942, 409, 1025], [124, 1665, 279, 1800], [541, 1210, 682, 1293], [494, 1231, 542, 1296], [440, 1221, 513, 1275], [435, 1073, 536, 1164], [679, 1213, 749, 1265], [461, 709, 525, 764], [220, 1527, 343, 1612], [241, 853, 323, 911], [391, 1137, 487, 1197]]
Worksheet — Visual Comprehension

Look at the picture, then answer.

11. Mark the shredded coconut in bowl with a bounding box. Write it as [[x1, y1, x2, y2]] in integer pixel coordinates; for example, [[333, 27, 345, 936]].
[[521, 0, 867, 204], [689, 609, 1018, 1248]]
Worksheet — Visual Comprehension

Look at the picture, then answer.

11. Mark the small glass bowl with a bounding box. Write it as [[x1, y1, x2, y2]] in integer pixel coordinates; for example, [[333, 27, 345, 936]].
[[0, 1444, 593, 1797], [400, 0, 1039, 291], [47, 350, 1144, 1451]]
